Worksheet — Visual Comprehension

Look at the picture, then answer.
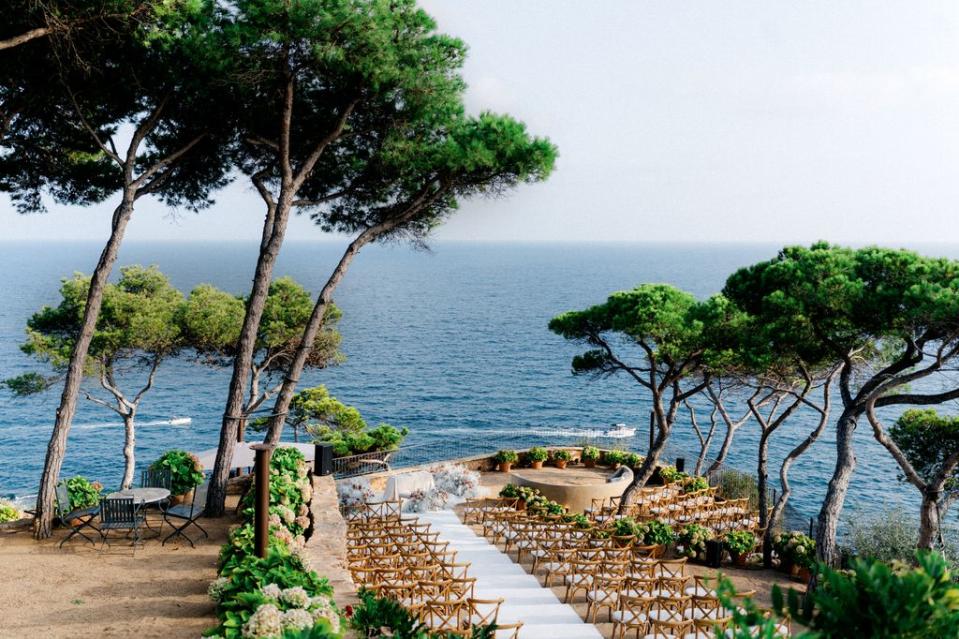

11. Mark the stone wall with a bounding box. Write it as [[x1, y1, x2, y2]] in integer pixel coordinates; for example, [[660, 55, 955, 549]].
[[304, 474, 357, 607]]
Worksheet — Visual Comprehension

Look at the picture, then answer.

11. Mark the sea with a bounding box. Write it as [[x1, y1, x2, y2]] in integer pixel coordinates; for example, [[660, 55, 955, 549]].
[[1, 240, 957, 539]]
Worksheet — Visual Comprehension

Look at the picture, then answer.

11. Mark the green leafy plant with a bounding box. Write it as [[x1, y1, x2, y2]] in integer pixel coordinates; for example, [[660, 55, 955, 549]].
[[613, 517, 639, 537], [604, 450, 627, 466], [551, 449, 572, 462], [150, 449, 204, 496], [561, 513, 591, 529], [495, 450, 518, 464], [581, 446, 600, 461], [677, 523, 714, 559], [658, 465, 687, 484], [61, 476, 102, 510], [498, 483, 520, 498], [526, 447, 548, 463], [0, 500, 22, 523], [748, 552, 959, 639], [624, 452, 643, 468], [682, 475, 709, 493], [240, 447, 312, 537], [636, 519, 675, 546], [725, 530, 757, 556], [350, 590, 495, 639], [773, 531, 816, 569]]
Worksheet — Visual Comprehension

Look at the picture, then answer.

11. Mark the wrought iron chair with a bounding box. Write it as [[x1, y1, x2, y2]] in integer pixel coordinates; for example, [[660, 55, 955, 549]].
[[99, 497, 145, 552], [162, 480, 209, 547], [55, 483, 100, 548], [140, 468, 172, 490]]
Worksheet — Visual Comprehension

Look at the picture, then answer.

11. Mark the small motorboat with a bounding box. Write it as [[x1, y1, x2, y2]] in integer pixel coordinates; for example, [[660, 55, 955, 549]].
[[168, 416, 192, 426], [604, 423, 635, 438]]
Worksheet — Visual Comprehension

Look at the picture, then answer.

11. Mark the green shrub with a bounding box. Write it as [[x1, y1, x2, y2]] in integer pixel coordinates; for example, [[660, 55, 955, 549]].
[[658, 465, 687, 483], [526, 447, 548, 463], [61, 476, 102, 510], [0, 499, 21, 523], [604, 450, 627, 465], [724, 530, 757, 556], [613, 517, 639, 537], [240, 447, 312, 537], [498, 483, 519, 498], [494, 450, 518, 464], [682, 475, 709, 493], [773, 531, 815, 568], [716, 469, 759, 509], [624, 452, 643, 468], [581, 446, 600, 461], [150, 449, 204, 496], [677, 523, 714, 559], [350, 590, 495, 639], [637, 519, 675, 546], [561, 513, 591, 529], [316, 424, 408, 457], [720, 552, 959, 639], [551, 449, 572, 462]]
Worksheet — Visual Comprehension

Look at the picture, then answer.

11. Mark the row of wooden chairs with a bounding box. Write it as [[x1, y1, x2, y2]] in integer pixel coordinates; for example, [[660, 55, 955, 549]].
[[469, 497, 790, 638], [346, 502, 523, 638]]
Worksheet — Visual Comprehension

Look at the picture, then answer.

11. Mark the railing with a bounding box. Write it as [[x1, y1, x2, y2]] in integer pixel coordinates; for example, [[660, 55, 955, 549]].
[[332, 438, 500, 479]]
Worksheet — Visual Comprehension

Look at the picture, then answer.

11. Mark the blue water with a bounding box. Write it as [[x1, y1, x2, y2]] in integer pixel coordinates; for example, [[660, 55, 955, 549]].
[[0, 241, 956, 536]]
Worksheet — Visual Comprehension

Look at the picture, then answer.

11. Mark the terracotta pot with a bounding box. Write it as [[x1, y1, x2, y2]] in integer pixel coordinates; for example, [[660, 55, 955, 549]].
[[797, 566, 812, 582], [497, 462, 512, 473], [529, 461, 544, 470], [788, 562, 801, 577], [170, 489, 193, 506], [516, 499, 527, 511], [554, 460, 568, 469], [732, 551, 750, 568], [584, 459, 596, 468], [609, 462, 621, 470]]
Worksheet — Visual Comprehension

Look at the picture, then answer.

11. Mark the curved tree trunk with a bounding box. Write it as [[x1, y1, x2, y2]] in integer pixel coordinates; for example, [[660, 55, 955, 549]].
[[619, 427, 668, 510], [121, 411, 137, 489], [918, 490, 941, 550], [816, 410, 858, 566], [207, 194, 292, 515], [756, 429, 771, 535], [33, 197, 135, 539]]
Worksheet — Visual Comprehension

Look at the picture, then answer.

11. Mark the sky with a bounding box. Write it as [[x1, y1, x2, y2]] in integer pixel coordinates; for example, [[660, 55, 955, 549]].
[[3, 1, 959, 243]]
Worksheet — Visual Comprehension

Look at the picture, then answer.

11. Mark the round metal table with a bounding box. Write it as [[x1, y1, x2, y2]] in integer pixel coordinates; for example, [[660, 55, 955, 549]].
[[105, 487, 171, 538]]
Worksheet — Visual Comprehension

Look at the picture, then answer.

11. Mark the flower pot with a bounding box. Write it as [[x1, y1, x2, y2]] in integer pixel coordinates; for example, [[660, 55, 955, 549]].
[[779, 559, 794, 574], [584, 459, 596, 469], [796, 566, 812, 582], [516, 499, 527, 511], [732, 551, 750, 568], [497, 462, 513, 473], [613, 535, 635, 548], [529, 461, 544, 470], [554, 460, 568, 469], [170, 489, 193, 506], [609, 462, 621, 470]]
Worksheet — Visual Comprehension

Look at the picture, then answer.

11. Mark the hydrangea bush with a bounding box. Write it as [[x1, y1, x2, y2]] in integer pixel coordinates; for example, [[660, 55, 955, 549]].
[[431, 463, 480, 499], [773, 531, 816, 569], [677, 523, 714, 559]]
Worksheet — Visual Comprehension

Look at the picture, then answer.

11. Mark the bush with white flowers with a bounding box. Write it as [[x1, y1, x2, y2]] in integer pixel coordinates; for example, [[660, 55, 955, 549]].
[[431, 463, 481, 499], [238, 585, 341, 638], [403, 487, 450, 513], [336, 477, 375, 511]]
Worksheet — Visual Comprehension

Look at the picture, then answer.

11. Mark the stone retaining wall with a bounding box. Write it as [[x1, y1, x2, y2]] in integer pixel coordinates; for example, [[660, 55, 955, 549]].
[[305, 474, 357, 607]]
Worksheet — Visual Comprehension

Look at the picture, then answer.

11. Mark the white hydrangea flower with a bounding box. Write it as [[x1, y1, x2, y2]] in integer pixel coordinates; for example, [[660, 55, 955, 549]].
[[260, 583, 282, 601], [208, 577, 230, 603], [241, 603, 283, 638], [310, 603, 340, 634], [280, 586, 310, 609], [281, 608, 314, 631]]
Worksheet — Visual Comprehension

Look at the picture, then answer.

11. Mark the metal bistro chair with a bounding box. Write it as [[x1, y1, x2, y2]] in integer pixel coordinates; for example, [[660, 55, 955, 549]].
[[162, 480, 209, 547], [55, 483, 100, 548], [141, 468, 172, 490], [99, 497, 145, 552]]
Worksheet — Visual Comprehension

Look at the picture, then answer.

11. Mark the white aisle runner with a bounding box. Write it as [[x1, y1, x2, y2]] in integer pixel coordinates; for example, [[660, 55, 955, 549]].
[[418, 510, 603, 639]]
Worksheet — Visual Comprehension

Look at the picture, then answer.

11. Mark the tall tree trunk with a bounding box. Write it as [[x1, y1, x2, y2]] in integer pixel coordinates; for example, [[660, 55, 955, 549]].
[[121, 411, 137, 489], [816, 409, 858, 566], [918, 489, 941, 550], [757, 429, 771, 535], [263, 234, 372, 445], [619, 424, 669, 510], [207, 194, 292, 515], [33, 197, 135, 539]]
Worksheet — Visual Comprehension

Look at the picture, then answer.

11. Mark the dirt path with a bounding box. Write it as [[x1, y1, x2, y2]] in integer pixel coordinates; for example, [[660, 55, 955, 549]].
[[0, 505, 239, 639]]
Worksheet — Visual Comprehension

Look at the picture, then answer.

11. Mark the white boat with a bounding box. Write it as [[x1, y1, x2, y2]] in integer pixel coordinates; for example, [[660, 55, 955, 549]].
[[604, 423, 635, 438], [168, 417, 192, 426]]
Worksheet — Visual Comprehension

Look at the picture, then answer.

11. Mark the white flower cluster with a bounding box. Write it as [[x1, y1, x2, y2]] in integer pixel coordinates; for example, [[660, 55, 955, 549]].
[[240, 585, 341, 638], [337, 477, 374, 509], [431, 463, 481, 498], [208, 576, 230, 603], [403, 487, 450, 513]]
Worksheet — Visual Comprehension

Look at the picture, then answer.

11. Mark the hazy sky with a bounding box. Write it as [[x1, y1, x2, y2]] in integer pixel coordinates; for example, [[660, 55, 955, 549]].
[[4, 1, 959, 243]]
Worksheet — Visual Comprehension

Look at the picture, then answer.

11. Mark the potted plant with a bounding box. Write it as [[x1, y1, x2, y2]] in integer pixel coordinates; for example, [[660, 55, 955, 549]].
[[773, 531, 815, 577], [677, 523, 714, 562], [527, 447, 548, 469], [581, 445, 600, 468], [60, 476, 102, 525], [150, 449, 204, 504], [612, 517, 638, 547], [724, 530, 756, 567], [625, 452, 643, 468], [604, 449, 626, 469], [551, 449, 572, 469], [495, 449, 519, 472], [682, 475, 710, 493], [658, 464, 686, 484], [636, 519, 675, 550], [562, 513, 592, 529]]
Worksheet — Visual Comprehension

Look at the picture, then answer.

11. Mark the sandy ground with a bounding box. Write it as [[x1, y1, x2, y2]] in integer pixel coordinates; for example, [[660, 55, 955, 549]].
[[0, 498, 240, 639]]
